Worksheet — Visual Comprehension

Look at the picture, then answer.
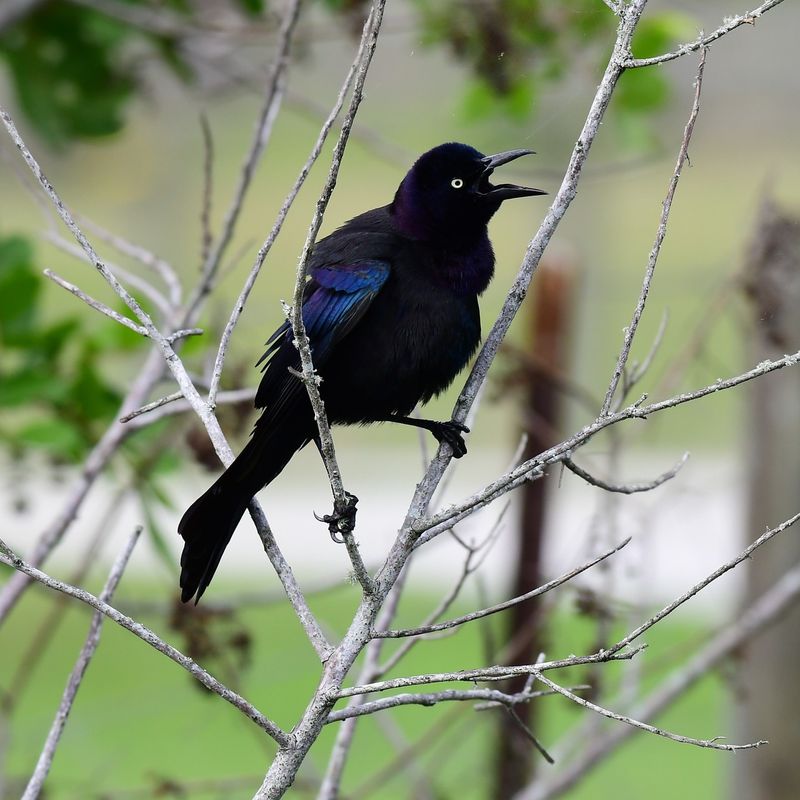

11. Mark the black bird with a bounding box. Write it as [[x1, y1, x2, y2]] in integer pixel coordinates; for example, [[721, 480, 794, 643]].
[[179, 142, 545, 603]]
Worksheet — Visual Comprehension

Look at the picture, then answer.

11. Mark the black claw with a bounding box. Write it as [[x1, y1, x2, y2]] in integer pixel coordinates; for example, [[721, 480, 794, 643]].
[[431, 420, 469, 458], [315, 492, 359, 542]]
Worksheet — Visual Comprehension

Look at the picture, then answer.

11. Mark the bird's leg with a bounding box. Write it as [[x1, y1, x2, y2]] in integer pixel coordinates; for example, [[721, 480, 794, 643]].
[[381, 415, 470, 458], [311, 436, 359, 542]]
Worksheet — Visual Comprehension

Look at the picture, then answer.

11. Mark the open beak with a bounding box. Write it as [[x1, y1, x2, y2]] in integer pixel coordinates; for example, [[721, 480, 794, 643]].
[[478, 148, 546, 200]]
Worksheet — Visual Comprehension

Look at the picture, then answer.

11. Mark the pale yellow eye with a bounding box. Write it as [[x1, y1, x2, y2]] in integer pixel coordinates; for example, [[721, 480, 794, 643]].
[[451, 178, 463, 189]]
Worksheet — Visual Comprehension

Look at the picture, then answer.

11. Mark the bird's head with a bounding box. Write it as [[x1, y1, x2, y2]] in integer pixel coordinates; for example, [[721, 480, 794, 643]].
[[391, 142, 545, 241]]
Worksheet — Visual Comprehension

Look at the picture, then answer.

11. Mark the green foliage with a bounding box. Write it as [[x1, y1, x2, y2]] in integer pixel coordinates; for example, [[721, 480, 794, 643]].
[[412, 1, 697, 139], [0, 0, 274, 146], [414, 0, 611, 119], [0, 4, 136, 144], [0, 234, 129, 462]]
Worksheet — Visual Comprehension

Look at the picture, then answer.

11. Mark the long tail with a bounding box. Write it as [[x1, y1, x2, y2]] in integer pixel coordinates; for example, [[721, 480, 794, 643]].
[[178, 415, 312, 603]]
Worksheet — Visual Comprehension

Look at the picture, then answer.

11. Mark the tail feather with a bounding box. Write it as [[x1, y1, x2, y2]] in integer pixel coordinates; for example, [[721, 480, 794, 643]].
[[178, 415, 312, 603]]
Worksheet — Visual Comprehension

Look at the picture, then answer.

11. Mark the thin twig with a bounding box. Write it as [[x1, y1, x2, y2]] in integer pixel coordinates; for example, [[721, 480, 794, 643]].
[[337, 648, 646, 700], [525, 563, 800, 800], [199, 112, 214, 268], [562, 452, 689, 494], [43, 269, 149, 337], [415, 347, 800, 543], [600, 47, 707, 416], [506, 706, 555, 764], [377, 516, 504, 675], [325, 686, 560, 724], [21, 527, 142, 800], [624, 0, 785, 68], [374, 538, 631, 639], [623, 308, 669, 398], [124, 388, 256, 427], [533, 673, 764, 752], [286, 0, 385, 561], [0, 540, 290, 747], [602, 511, 800, 659], [194, 0, 302, 292], [44, 230, 173, 318]]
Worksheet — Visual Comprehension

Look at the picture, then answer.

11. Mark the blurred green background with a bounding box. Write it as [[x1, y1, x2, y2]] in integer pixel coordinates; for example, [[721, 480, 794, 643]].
[[1, 0, 799, 798]]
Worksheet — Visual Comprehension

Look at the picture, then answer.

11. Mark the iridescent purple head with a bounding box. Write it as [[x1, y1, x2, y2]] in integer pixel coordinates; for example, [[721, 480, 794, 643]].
[[391, 142, 545, 241]]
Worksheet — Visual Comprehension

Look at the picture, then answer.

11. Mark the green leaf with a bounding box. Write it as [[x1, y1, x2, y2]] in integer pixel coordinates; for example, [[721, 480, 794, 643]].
[[16, 418, 86, 460], [0, 236, 40, 344], [36, 319, 81, 360], [0, 4, 136, 144], [0, 367, 69, 407], [66, 344, 122, 422]]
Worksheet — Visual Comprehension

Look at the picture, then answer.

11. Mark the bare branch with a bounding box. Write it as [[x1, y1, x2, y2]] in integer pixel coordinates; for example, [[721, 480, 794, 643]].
[[337, 648, 645, 700], [326, 686, 561, 724], [199, 112, 214, 268], [43, 268, 149, 337], [603, 510, 800, 659], [0, 540, 290, 747], [44, 230, 174, 318], [600, 47, 707, 416], [194, 0, 302, 292], [415, 348, 800, 543], [623, 308, 669, 397], [21, 527, 142, 800], [374, 538, 631, 639], [377, 514, 508, 675], [562, 452, 689, 494], [624, 0, 786, 68], [533, 673, 764, 752], [119, 389, 256, 428], [506, 706, 555, 765], [287, 1, 385, 566], [525, 563, 800, 800]]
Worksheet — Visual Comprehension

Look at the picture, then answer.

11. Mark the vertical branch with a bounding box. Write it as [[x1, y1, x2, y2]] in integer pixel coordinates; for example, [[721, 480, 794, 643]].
[[192, 0, 303, 295], [599, 47, 708, 416], [21, 527, 142, 800], [208, 12, 368, 405], [287, 0, 386, 587]]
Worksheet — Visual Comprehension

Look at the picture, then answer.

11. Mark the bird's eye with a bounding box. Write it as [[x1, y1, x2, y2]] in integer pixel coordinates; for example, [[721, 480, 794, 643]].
[[451, 178, 464, 189]]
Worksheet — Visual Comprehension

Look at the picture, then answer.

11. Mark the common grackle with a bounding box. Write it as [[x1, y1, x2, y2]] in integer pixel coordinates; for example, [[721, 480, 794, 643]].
[[179, 142, 545, 603]]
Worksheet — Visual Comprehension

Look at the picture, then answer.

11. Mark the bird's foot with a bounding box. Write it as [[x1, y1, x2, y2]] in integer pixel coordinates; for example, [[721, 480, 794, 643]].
[[430, 420, 470, 458], [315, 492, 359, 543]]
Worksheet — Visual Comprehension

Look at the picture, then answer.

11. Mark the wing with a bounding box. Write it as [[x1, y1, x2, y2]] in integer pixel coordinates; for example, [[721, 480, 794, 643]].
[[254, 260, 391, 414]]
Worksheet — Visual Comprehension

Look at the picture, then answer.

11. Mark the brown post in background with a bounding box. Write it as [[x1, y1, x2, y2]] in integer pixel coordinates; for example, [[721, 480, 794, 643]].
[[734, 197, 800, 800], [492, 254, 576, 800]]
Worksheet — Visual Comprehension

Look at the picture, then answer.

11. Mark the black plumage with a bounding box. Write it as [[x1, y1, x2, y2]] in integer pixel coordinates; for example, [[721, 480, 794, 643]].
[[178, 142, 544, 603]]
